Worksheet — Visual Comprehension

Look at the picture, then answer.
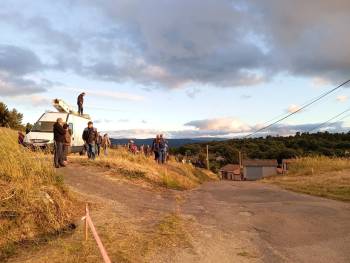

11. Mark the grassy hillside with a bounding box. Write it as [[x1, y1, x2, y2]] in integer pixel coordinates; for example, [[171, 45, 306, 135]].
[[0, 128, 77, 260], [172, 132, 350, 172], [72, 148, 217, 190], [264, 156, 350, 201]]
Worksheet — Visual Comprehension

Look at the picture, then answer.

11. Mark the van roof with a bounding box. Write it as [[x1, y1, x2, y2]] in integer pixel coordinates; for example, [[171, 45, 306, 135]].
[[42, 111, 91, 120]]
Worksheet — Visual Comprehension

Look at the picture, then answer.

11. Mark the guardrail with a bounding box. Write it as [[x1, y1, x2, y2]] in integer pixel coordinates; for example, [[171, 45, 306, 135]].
[[82, 204, 112, 263]]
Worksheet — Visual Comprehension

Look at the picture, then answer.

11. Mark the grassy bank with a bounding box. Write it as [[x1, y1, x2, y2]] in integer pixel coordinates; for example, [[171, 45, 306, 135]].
[[72, 148, 217, 190], [0, 128, 78, 260], [264, 156, 350, 201]]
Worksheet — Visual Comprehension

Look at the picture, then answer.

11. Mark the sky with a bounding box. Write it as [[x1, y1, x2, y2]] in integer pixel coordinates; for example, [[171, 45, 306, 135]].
[[1, 0, 350, 138]]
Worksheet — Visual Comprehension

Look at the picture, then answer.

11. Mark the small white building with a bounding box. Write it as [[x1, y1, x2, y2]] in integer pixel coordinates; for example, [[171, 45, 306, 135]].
[[242, 159, 278, 180]]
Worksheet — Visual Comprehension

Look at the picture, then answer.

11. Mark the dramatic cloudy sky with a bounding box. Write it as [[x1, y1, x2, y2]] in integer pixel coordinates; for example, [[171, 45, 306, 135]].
[[1, 0, 350, 138]]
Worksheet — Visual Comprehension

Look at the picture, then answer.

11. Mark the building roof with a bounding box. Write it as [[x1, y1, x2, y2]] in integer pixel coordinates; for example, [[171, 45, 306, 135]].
[[220, 164, 240, 172], [242, 159, 278, 167]]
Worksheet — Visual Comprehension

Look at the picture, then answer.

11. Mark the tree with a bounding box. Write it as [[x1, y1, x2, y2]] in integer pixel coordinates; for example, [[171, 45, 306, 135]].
[[0, 102, 25, 130], [0, 102, 10, 127]]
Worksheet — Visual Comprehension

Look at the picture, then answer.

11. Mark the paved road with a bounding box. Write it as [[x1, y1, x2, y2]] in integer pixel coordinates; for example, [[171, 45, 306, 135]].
[[62, 165, 350, 262], [180, 181, 350, 263]]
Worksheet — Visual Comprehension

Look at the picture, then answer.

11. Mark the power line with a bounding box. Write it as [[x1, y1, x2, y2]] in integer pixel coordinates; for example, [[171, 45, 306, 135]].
[[308, 108, 350, 133], [244, 79, 350, 138]]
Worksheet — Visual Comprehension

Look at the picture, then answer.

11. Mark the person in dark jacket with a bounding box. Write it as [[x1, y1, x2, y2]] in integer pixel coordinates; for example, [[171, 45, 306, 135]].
[[77, 92, 85, 115], [152, 135, 160, 163], [82, 121, 98, 160], [158, 134, 168, 164], [53, 118, 66, 168]]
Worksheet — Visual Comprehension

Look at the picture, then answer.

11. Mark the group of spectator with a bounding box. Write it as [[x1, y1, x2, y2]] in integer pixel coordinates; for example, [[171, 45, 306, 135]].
[[152, 134, 169, 164], [127, 135, 169, 164], [53, 118, 111, 168]]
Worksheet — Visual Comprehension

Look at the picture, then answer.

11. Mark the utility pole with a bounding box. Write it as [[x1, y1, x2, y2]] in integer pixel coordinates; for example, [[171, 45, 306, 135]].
[[238, 151, 242, 168], [206, 145, 210, 170]]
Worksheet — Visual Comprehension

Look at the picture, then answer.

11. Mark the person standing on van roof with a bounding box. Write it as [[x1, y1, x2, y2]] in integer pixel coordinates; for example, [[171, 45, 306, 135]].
[[53, 118, 66, 168], [82, 121, 98, 160], [77, 92, 85, 115]]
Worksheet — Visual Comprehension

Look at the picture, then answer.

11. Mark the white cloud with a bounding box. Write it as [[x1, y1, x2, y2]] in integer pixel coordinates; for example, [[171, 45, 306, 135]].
[[336, 95, 348, 103], [311, 77, 330, 88], [61, 86, 144, 102], [287, 104, 302, 113], [185, 117, 251, 133]]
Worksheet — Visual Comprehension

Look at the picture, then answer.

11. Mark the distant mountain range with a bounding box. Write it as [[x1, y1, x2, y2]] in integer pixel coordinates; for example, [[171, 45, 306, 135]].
[[110, 138, 227, 148]]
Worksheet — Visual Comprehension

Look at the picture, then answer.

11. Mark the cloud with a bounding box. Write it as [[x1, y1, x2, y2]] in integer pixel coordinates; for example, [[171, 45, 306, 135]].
[[0, 72, 47, 96], [186, 88, 201, 99], [94, 119, 113, 124], [287, 104, 302, 113], [336, 95, 348, 103], [185, 117, 251, 133], [241, 94, 252, 99], [0, 45, 43, 75], [106, 121, 348, 139], [1, 1, 350, 90], [62, 87, 144, 102]]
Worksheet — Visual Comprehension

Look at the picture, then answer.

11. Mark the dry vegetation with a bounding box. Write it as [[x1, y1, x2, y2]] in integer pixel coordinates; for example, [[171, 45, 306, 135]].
[[71, 147, 217, 190], [0, 128, 78, 261], [264, 156, 350, 201], [7, 203, 194, 263]]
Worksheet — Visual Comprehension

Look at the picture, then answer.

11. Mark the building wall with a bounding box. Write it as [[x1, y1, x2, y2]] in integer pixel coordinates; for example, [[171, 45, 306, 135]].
[[262, 166, 277, 178], [244, 166, 263, 180], [244, 166, 276, 180]]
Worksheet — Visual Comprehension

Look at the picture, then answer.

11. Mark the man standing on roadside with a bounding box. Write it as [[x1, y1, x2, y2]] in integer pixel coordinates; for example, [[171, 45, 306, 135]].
[[159, 134, 168, 164], [53, 118, 66, 168], [96, 132, 103, 156], [77, 92, 85, 115], [82, 121, 98, 160]]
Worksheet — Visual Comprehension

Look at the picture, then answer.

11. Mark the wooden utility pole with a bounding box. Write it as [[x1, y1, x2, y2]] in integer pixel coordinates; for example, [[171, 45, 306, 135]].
[[206, 145, 210, 170], [238, 151, 242, 168]]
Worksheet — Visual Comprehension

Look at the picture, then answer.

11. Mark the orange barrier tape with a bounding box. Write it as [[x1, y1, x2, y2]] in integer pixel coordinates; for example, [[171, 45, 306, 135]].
[[83, 204, 112, 263]]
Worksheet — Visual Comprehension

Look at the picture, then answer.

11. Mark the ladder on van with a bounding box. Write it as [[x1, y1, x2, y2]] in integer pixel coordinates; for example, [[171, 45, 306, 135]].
[[52, 99, 91, 119], [52, 99, 74, 113]]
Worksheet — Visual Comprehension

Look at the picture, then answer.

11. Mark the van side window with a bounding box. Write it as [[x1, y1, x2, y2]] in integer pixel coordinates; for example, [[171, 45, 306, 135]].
[[68, 123, 74, 134]]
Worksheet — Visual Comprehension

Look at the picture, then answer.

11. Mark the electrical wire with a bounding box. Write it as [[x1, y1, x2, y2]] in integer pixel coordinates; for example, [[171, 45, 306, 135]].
[[308, 108, 350, 133], [244, 79, 350, 138]]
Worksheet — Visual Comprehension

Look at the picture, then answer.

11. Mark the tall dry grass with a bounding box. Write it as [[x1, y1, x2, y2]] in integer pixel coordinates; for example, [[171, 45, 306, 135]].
[[0, 128, 77, 260], [72, 148, 217, 190], [264, 156, 350, 201]]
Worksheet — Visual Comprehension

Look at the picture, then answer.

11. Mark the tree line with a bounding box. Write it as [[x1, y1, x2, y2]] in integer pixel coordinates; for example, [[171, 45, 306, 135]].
[[0, 102, 32, 131], [171, 132, 350, 172]]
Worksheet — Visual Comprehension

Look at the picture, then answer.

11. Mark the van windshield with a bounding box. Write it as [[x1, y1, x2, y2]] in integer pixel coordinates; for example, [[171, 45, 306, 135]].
[[31, 121, 55, 132]]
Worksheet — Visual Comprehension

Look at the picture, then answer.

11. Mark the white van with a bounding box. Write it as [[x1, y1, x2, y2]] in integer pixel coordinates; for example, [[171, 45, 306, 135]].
[[23, 100, 92, 154]]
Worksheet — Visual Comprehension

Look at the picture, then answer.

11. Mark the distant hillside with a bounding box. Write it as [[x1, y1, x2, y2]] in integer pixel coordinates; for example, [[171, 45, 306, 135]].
[[110, 137, 227, 148], [171, 132, 350, 172]]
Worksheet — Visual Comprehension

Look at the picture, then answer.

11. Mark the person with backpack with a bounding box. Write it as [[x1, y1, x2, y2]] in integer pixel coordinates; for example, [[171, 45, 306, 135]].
[[101, 133, 111, 156], [77, 92, 85, 115], [53, 118, 66, 168], [96, 132, 103, 156], [159, 134, 168, 164], [152, 135, 160, 163], [82, 121, 98, 160]]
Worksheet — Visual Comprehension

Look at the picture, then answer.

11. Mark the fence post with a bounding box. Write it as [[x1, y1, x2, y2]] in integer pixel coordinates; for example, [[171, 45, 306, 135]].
[[85, 203, 88, 241]]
